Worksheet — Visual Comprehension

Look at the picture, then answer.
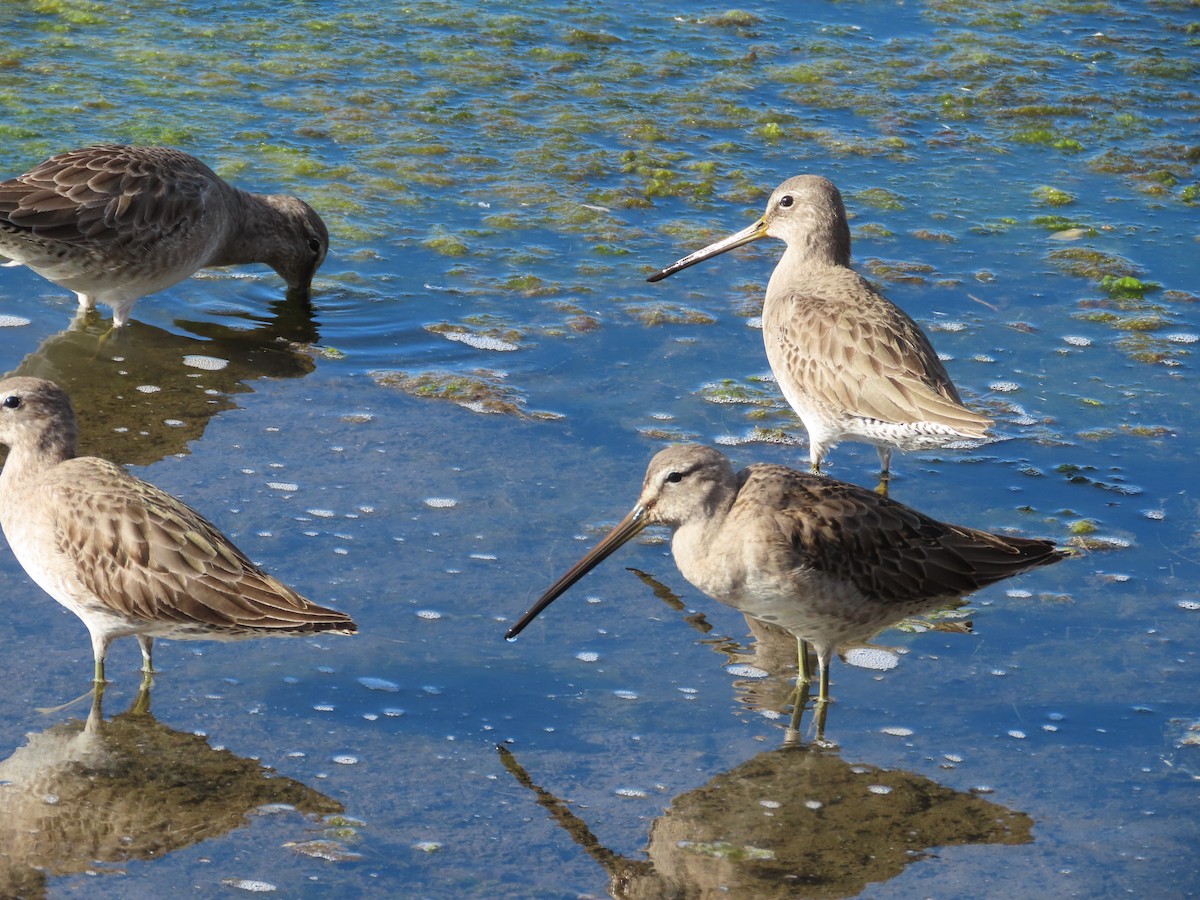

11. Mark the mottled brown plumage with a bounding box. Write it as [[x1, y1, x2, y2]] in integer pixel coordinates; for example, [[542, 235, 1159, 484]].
[[508, 444, 1064, 708], [0, 376, 355, 686], [0, 144, 328, 326], [649, 175, 991, 482]]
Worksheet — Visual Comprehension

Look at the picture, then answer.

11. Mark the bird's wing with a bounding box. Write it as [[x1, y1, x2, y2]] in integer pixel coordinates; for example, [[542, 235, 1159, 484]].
[[43, 458, 354, 632], [738, 464, 1059, 604], [765, 283, 992, 434], [0, 145, 215, 247]]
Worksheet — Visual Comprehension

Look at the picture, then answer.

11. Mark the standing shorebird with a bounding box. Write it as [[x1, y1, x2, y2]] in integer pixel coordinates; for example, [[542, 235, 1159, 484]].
[[0, 376, 356, 689], [648, 175, 991, 489], [507, 445, 1064, 732], [0, 144, 329, 326]]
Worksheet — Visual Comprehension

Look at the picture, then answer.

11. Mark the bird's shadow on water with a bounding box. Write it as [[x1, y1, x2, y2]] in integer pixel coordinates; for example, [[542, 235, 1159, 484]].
[[2, 294, 320, 466], [0, 688, 343, 899]]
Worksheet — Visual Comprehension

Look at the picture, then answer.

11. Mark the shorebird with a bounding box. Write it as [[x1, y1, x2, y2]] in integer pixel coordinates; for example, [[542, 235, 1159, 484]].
[[648, 175, 991, 489], [507, 444, 1064, 724], [0, 376, 356, 688], [0, 144, 329, 326]]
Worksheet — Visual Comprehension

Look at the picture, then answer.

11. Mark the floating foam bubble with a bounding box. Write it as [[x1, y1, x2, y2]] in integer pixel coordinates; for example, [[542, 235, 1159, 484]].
[[725, 664, 768, 678], [183, 354, 229, 370], [444, 331, 519, 352], [843, 647, 899, 671], [221, 879, 277, 892]]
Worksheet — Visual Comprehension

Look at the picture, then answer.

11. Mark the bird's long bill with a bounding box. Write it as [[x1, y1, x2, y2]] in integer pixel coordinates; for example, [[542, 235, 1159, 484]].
[[505, 505, 650, 640], [646, 218, 769, 283]]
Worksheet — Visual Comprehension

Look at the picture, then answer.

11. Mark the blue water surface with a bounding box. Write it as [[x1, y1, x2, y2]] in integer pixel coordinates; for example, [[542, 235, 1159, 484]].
[[0, 1, 1196, 897]]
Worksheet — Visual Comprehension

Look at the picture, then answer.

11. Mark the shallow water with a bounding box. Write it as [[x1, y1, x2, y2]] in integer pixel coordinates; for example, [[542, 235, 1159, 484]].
[[0, 0, 1197, 896]]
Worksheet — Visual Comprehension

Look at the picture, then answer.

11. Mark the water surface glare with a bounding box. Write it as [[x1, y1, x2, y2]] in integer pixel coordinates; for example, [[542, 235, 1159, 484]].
[[0, 1, 1196, 897]]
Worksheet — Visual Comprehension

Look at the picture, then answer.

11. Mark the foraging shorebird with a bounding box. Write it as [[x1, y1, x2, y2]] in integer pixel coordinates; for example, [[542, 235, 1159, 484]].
[[0, 144, 328, 326]]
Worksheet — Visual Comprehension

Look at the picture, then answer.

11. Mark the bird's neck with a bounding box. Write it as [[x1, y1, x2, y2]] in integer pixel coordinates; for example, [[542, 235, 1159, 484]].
[[0, 428, 75, 513], [670, 483, 738, 590], [208, 189, 284, 268]]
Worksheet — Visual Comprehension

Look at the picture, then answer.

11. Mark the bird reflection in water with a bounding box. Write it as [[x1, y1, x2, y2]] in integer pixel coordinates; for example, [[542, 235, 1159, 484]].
[[5, 292, 319, 466], [499, 741, 1032, 900], [0, 689, 344, 897]]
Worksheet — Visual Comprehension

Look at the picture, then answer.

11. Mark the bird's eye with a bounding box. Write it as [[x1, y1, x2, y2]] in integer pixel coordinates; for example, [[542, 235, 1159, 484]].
[[2, 395, 20, 409], [665, 471, 683, 484], [308, 237, 323, 254], [778, 194, 794, 208]]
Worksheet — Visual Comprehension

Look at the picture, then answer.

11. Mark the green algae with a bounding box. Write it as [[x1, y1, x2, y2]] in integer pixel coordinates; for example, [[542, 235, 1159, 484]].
[[863, 258, 937, 284], [1033, 185, 1075, 206], [1047, 247, 1141, 281], [371, 369, 562, 420], [423, 230, 471, 258], [622, 302, 718, 327], [853, 187, 906, 211]]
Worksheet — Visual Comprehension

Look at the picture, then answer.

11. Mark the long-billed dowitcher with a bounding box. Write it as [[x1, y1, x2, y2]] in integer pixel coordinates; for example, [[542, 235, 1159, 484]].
[[507, 444, 1063, 717], [0, 376, 356, 688], [0, 145, 329, 326], [648, 176, 991, 488]]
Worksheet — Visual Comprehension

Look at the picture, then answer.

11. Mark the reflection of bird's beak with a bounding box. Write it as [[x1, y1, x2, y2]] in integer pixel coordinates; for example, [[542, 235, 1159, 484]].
[[647, 217, 770, 283], [505, 505, 650, 640]]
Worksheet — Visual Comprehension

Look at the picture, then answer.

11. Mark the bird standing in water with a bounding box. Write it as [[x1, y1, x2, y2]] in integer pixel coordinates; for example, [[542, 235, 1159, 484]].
[[649, 176, 991, 492], [0, 144, 328, 326], [0, 376, 356, 691], [508, 444, 1064, 734]]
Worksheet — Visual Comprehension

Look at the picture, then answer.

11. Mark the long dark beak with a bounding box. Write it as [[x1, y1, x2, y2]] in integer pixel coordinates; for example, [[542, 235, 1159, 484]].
[[505, 505, 650, 640], [646, 218, 769, 283]]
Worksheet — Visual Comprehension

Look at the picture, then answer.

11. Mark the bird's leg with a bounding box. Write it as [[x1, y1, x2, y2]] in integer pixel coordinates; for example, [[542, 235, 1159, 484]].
[[136, 635, 156, 694], [89, 632, 112, 687], [137, 635, 155, 676], [785, 675, 812, 744], [796, 636, 812, 686], [815, 647, 834, 706], [875, 447, 892, 497]]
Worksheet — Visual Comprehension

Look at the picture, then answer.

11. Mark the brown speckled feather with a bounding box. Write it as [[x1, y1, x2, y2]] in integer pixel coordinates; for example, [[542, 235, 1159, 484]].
[[733, 461, 1060, 608], [42, 458, 350, 632], [0, 144, 328, 326], [508, 445, 1065, 710], [765, 276, 987, 433], [649, 175, 993, 477], [0, 376, 354, 686], [0, 144, 215, 247]]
